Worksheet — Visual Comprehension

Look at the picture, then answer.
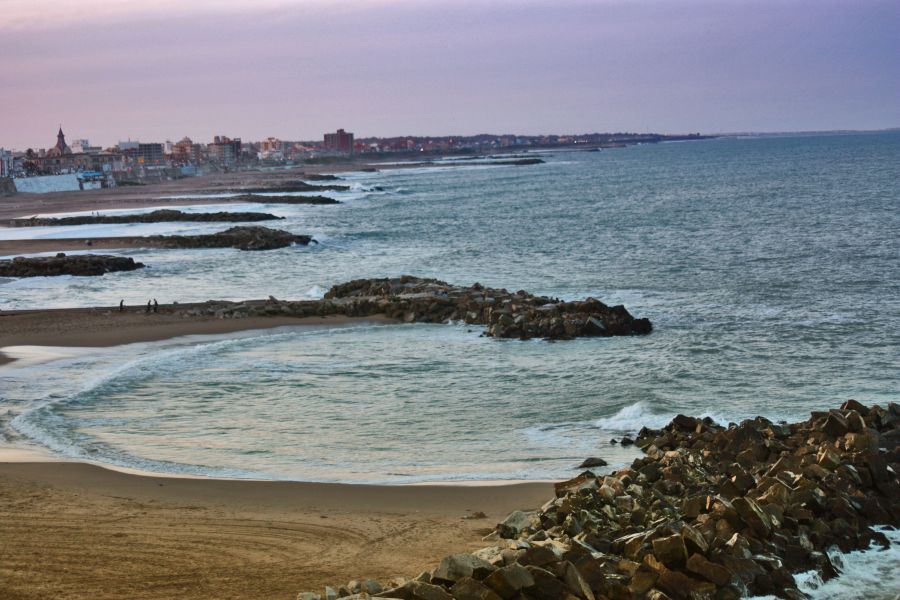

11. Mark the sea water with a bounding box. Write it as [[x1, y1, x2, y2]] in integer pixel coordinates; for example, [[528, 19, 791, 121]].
[[1, 132, 898, 483], [2, 133, 898, 596]]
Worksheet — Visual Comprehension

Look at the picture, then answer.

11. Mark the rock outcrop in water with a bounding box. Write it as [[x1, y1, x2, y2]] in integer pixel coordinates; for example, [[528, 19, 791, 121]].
[[178, 275, 651, 340], [0, 253, 144, 277], [3, 209, 283, 227], [296, 401, 900, 600], [227, 194, 341, 205], [146, 226, 314, 251], [235, 181, 350, 193]]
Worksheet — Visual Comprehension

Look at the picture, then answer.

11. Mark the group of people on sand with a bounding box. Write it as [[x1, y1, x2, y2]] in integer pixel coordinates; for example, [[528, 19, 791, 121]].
[[118, 299, 159, 313]]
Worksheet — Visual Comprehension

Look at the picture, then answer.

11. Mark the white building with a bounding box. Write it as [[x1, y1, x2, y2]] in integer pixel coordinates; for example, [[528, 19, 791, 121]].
[[70, 139, 91, 153]]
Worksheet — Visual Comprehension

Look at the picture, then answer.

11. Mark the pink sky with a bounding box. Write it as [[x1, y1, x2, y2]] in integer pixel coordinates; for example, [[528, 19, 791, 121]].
[[1, 0, 898, 149]]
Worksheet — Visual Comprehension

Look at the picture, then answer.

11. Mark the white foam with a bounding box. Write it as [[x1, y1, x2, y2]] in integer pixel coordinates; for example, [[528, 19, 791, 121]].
[[593, 401, 733, 433], [751, 526, 900, 599], [303, 285, 327, 299], [594, 402, 673, 431]]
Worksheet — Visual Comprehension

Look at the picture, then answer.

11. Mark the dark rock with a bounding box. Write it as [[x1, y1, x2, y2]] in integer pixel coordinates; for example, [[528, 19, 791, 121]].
[[449, 577, 503, 600], [432, 554, 495, 584], [577, 457, 608, 469], [651, 534, 688, 568], [5, 209, 283, 227], [685, 553, 732, 586], [0, 254, 145, 278], [483, 564, 535, 599], [148, 226, 314, 251], [228, 194, 341, 205]]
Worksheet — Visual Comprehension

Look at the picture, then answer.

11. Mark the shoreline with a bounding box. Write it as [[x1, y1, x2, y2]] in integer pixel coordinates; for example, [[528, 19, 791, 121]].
[[0, 310, 555, 598], [0, 308, 399, 357]]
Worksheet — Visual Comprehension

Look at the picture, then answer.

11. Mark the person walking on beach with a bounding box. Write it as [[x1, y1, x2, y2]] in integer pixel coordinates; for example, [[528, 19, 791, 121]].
[[153, 299, 159, 313], [119, 299, 124, 312], [146, 300, 152, 313]]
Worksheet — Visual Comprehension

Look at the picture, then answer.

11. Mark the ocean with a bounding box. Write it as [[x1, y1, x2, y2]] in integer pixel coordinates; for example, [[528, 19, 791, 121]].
[[3, 132, 899, 597], [2, 132, 898, 484]]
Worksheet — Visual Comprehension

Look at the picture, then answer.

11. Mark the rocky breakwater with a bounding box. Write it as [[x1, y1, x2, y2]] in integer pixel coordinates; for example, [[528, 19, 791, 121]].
[[0, 253, 144, 277], [4, 209, 283, 227], [295, 401, 899, 600], [227, 194, 341, 205], [235, 181, 350, 193], [145, 226, 314, 251], [325, 277, 651, 339], [180, 276, 651, 340]]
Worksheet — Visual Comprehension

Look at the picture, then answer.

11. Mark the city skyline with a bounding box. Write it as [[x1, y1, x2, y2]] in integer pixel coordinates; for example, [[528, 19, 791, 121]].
[[2, 0, 898, 149]]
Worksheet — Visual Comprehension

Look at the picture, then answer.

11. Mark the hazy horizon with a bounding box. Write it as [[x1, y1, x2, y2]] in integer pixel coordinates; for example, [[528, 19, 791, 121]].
[[2, 0, 898, 149]]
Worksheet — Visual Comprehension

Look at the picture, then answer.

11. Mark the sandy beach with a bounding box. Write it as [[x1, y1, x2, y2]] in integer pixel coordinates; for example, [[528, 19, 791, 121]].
[[0, 461, 551, 600], [0, 308, 398, 364], [0, 309, 551, 599]]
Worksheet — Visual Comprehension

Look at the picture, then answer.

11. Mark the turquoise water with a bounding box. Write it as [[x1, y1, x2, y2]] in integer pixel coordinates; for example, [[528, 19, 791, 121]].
[[1, 132, 898, 483]]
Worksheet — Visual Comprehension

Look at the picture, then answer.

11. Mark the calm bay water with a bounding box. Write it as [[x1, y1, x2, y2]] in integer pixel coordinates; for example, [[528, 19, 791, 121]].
[[1, 132, 899, 484]]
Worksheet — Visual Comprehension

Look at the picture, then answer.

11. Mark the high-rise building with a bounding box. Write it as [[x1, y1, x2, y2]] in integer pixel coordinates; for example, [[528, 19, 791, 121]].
[[209, 135, 242, 164], [137, 143, 164, 165], [172, 136, 202, 164], [323, 129, 354, 155]]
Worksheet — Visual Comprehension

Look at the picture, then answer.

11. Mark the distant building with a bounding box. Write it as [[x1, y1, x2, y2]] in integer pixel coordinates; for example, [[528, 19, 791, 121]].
[[209, 135, 242, 165], [171, 136, 202, 164], [324, 129, 354, 155], [258, 137, 284, 161], [0, 148, 12, 177], [46, 127, 72, 157], [69, 139, 100, 154], [137, 143, 164, 165]]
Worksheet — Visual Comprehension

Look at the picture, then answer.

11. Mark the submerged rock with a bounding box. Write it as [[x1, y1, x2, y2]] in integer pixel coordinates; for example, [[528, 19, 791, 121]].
[[0, 253, 144, 277]]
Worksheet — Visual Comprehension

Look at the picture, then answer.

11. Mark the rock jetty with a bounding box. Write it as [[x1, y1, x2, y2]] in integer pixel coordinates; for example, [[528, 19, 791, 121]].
[[296, 401, 899, 600], [236, 181, 350, 193], [146, 226, 314, 251], [178, 276, 652, 340], [227, 194, 341, 205], [0, 253, 144, 277], [3, 209, 283, 227]]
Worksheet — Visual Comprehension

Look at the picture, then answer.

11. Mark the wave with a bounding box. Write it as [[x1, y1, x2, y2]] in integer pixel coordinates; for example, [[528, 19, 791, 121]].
[[750, 526, 900, 599], [593, 401, 734, 432]]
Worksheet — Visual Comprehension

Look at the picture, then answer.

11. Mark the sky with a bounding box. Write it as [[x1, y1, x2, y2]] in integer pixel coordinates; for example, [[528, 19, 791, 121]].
[[1, 0, 898, 149]]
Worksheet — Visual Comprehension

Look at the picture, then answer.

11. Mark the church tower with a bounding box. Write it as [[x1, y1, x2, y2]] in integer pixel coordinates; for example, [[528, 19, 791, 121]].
[[48, 126, 71, 156]]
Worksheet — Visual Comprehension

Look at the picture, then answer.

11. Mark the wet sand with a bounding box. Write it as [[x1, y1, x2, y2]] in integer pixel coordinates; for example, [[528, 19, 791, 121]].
[[0, 461, 551, 600], [0, 308, 397, 361]]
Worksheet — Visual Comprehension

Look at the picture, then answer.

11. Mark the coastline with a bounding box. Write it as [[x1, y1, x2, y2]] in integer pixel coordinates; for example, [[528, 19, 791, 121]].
[[0, 309, 399, 359], [0, 312, 552, 598]]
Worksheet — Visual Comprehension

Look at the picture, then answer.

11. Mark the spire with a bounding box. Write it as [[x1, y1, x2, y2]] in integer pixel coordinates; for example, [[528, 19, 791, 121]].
[[50, 125, 71, 156]]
